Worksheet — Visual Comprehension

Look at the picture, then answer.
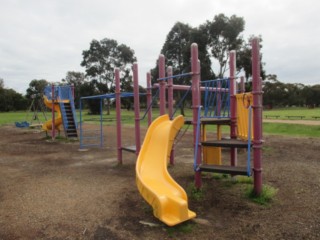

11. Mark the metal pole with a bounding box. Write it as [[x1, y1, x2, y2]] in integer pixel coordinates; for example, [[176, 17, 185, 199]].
[[133, 63, 141, 155], [191, 43, 202, 188], [252, 37, 263, 196], [51, 84, 55, 140], [100, 98, 103, 147], [158, 54, 166, 115], [167, 66, 173, 119], [115, 68, 122, 164], [146, 72, 152, 127], [167, 66, 175, 165], [79, 99, 83, 149], [240, 76, 245, 93], [229, 50, 237, 167]]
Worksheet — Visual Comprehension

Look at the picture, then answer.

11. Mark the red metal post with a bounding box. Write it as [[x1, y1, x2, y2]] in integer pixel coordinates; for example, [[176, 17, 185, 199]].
[[229, 50, 237, 166], [71, 83, 75, 99], [158, 54, 166, 115], [252, 37, 263, 195], [191, 43, 202, 188], [133, 63, 141, 155], [240, 76, 245, 93], [167, 66, 175, 165], [146, 72, 152, 127], [115, 68, 122, 164], [167, 66, 173, 119], [51, 84, 55, 140]]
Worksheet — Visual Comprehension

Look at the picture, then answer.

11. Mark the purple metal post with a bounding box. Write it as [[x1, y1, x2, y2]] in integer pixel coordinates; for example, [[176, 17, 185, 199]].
[[71, 84, 75, 99], [115, 68, 122, 164], [191, 43, 202, 188], [229, 50, 237, 166], [51, 84, 55, 140], [240, 76, 245, 93], [146, 72, 152, 127], [167, 66, 173, 119], [167, 66, 175, 165], [252, 37, 263, 195], [158, 54, 166, 115], [133, 63, 141, 155]]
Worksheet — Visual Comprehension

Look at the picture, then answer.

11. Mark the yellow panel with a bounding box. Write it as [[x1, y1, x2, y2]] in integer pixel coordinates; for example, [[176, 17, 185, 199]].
[[202, 125, 222, 165], [136, 115, 196, 226], [235, 93, 254, 140]]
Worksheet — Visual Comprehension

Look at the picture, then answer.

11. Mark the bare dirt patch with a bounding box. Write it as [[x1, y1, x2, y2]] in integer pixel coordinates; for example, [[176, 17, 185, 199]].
[[0, 124, 319, 239]]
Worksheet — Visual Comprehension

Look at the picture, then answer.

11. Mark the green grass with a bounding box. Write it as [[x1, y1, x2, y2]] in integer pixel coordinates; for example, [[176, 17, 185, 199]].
[[166, 222, 195, 237], [263, 122, 320, 137], [264, 107, 320, 120], [1, 108, 320, 138], [245, 184, 278, 205], [187, 182, 205, 201]]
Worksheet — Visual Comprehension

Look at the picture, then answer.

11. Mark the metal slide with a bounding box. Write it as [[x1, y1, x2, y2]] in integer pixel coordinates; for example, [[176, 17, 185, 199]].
[[136, 114, 196, 226]]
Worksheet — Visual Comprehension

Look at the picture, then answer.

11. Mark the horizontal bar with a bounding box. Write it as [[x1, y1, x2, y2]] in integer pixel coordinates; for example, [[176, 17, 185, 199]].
[[157, 72, 193, 81], [153, 83, 229, 92]]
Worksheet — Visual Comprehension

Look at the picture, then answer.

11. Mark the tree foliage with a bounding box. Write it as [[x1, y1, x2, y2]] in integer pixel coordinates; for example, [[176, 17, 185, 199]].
[[62, 71, 86, 108], [81, 38, 137, 94], [0, 79, 28, 111], [204, 14, 245, 77], [26, 79, 49, 100]]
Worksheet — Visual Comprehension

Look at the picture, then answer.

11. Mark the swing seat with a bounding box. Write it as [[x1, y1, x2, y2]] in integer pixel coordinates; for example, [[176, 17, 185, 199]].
[[15, 121, 30, 128]]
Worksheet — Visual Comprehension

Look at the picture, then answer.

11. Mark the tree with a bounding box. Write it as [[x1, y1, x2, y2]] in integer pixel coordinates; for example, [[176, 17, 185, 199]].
[[0, 78, 4, 89], [204, 14, 245, 77], [237, 35, 266, 82], [26, 79, 49, 100], [62, 71, 86, 108], [0, 88, 27, 112], [81, 38, 136, 93], [81, 38, 137, 114]]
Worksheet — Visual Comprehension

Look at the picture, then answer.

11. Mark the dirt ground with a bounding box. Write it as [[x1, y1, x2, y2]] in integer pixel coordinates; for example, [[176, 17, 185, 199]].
[[0, 121, 319, 240]]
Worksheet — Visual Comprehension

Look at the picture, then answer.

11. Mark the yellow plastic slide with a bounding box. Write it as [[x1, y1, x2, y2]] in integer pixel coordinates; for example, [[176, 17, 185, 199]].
[[42, 96, 63, 131], [136, 114, 196, 226]]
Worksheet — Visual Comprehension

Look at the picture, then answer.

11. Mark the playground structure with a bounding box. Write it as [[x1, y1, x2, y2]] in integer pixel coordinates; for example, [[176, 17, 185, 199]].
[[79, 37, 262, 226], [42, 85, 78, 139]]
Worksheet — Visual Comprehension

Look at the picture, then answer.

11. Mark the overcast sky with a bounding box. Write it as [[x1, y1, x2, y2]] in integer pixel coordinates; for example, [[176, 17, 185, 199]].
[[0, 0, 319, 94]]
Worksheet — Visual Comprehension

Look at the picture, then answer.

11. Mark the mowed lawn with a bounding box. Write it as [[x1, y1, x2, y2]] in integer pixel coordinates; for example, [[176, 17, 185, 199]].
[[1, 107, 319, 138]]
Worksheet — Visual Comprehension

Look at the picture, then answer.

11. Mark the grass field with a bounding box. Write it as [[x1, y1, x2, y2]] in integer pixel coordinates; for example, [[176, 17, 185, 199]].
[[264, 107, 320, 120], [1, 107, 319, 138]]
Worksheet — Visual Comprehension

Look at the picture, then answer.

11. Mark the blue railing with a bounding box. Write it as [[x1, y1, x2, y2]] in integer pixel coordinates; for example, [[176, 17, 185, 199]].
[[201, 78, 230, 118]]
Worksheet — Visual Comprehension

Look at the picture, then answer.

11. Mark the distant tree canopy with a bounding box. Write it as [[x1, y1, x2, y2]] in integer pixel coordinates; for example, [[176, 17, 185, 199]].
[[152, 14, 264, 83], [2, 13, 320, 112], [262, 74, 320, 108], [80, 38, 137, 114], [25, 79, 49, 100], [0, 79, 28, 112], [81, 38, 137, 94]]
